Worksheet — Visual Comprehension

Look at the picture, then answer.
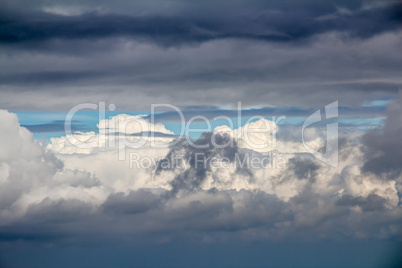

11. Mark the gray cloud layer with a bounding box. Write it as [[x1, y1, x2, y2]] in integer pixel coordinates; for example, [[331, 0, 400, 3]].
[[0, 0, 401, 110], [1, 1, 400, 45]]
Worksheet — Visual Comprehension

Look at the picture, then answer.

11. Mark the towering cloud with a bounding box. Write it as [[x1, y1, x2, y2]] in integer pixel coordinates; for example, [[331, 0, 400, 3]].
[[0, 110, 102, 220], [0, 108, 400, 250]]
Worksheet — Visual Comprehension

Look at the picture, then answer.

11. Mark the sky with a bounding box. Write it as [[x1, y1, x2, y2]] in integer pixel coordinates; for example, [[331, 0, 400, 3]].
[[0, 0, 402, 267]]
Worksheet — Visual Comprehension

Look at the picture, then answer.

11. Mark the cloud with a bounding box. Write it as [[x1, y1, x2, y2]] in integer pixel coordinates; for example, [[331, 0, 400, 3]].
[[0, 109, 103, 218], [47, 114, 175, 154], [0, 1, 401, 111], [0, 103, 401, 260], [155, 132, 252, 196], [1, 1, 401, 265], [46, 114, 400, 205], [288, 157, 320, 180], [0, 1, 400, 45], [336, 193, 387, 211], [145, 105, 387, 123], [102, 189, 161, 215], [362, 93, 402, 177], [21, 120, 91, 133]]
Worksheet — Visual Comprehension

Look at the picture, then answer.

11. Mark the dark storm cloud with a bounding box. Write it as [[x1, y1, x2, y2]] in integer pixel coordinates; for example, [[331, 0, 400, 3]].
[[0, 70, 105, 86], [0, 198, 96, 242], [336, 194, 387, 211], [0, 187, 399, 246], [22, 120, 90, 133], [361, 94, 402, 177], [91, 131, 178, 138], [288, 157, 320, 180], [0, 190, 282, 250], [102, 190, 161, 215], [145, 105, 386, 122], [0, 0, 401, 111], [0, 1, 400, 46], [155, 132, 252, 195]]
